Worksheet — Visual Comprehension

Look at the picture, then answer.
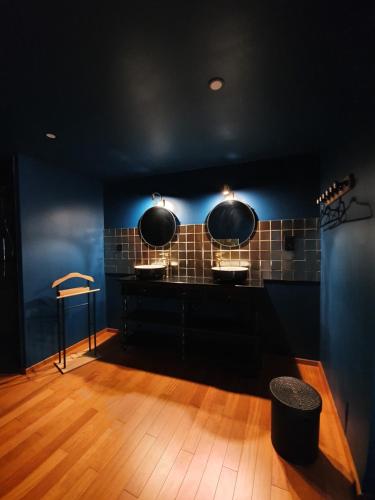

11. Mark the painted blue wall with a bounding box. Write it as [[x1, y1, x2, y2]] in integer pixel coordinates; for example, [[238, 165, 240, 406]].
[[104, 155, 320, 227], [18, 156, 106, 367], [264, 281, 320, 359], [320, 133, 375, 493]]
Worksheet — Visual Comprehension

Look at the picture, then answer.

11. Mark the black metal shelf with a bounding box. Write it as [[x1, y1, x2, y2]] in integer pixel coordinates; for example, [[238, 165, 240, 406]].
[[125, 310, 182, 327], [120, 278, 263, 370], [124, 309, 256, 337], [186, 316, 254, 337]]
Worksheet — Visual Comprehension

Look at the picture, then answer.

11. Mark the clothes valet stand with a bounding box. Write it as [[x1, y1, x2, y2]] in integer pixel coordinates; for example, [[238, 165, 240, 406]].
[[52, 272, 100, 373]]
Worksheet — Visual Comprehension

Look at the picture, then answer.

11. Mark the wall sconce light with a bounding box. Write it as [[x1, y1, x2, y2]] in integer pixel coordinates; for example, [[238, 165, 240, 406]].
[[151, 192, 174, 211], [152, 192, 165, 206], [222, 185, 235, 199], [222, 185, 231, 196]]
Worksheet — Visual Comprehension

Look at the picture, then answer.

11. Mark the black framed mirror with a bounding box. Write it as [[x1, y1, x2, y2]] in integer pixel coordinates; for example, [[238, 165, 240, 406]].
[[206, 199, 257, 247], [138, 206, 177, 247]]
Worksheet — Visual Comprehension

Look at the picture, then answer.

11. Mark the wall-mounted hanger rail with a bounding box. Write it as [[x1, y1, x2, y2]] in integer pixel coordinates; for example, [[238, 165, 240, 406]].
[[319, 198, 347, 230], [316, 174, 355, 230], [316, 175, 355, 208], [316, 174, 372, 230]]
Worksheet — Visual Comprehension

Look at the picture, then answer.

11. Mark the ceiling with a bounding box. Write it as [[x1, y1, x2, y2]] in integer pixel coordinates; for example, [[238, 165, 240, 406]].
[[1, 1, 373, 179]]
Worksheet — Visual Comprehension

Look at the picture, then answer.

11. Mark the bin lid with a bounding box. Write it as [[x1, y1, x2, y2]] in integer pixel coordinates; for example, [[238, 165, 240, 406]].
[[269, 376, 322, 412]]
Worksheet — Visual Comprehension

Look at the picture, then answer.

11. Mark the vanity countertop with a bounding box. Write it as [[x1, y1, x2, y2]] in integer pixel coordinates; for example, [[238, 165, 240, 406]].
[[106, 273, 320, 287], [111, 274, 264, 288]]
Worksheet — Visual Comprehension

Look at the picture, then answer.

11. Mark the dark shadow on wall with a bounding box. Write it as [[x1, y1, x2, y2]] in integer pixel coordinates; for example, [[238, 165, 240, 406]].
[[17, 155, 106, 368], [24, 295, 94, 367], [24, 297, 61, 366], [320, 195, 373, 231], [263, 282, 320, 360]]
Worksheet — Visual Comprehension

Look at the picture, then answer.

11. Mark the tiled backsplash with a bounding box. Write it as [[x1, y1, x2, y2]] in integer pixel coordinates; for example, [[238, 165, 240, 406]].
[[104, 218, 320, 281]]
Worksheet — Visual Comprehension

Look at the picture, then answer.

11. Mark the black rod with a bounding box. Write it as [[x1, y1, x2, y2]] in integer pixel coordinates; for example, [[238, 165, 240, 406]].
[[181, 294, 186, 361], [93, 292, 97, 356], [122, 294, 128, 350], [64, 302, 89, 311], [87, 291, 91, 352], [57, 297, 61, 364], [62, 299, 66, 369]]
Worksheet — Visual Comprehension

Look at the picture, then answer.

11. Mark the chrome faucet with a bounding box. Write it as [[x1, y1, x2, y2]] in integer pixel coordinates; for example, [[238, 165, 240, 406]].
[[159, 251, 171, 277], [215, 251, 222, 267]]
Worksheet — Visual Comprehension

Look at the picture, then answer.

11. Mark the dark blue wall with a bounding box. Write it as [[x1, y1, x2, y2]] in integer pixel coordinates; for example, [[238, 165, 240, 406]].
[[264, 281, 320, 360], [18, 156, 106, 367], [320, 134, 375, 492], [104, 155, 320, 227], [104, 155, 321, 360]]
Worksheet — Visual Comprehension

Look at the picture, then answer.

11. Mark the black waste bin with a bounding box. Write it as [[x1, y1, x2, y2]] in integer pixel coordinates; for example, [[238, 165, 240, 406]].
[[269, 376, 322, 465]]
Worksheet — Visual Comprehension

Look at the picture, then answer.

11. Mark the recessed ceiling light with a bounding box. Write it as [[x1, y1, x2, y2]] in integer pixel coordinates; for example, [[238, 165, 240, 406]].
[[46, 132, 57, 139], [208, 77, 224, 91]]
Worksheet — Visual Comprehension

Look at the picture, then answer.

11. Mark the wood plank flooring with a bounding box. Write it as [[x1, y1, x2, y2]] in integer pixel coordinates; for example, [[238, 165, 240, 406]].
[[0, 332, 357, 499]]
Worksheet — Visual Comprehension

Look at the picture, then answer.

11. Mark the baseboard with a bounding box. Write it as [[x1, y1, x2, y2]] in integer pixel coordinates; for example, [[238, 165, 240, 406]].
[[106, 327, 119, 334], [317, 360, 362, 497], [25, 328, 118, 374], [294, 356, 362, 496], [294, 356, 320, 367]]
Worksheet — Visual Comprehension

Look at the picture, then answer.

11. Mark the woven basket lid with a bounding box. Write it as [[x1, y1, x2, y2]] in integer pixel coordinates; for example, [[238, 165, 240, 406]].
[[269, 376, 322, 412]]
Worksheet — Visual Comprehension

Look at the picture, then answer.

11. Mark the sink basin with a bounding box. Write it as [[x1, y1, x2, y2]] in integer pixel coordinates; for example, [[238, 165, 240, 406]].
[[134, 264, 166, 280], [211, 266, 248, 283]]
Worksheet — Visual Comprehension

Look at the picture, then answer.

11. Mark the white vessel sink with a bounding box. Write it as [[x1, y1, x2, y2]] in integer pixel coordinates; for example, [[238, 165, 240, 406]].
[[134, 264, 166, 279], [211, 266, 248, 272], [211, 266, 248, 283]]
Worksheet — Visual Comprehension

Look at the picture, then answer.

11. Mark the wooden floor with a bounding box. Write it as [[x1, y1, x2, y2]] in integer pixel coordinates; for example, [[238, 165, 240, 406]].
[[0, 331, 357, 499]]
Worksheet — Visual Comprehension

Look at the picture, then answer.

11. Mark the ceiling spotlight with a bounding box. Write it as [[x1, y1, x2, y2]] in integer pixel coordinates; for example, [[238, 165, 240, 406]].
[[208, 77, 224, 91], [46, 132, 57, 139]]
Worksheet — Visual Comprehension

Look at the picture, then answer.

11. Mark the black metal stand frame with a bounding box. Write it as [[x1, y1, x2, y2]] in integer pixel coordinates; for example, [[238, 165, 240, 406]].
[[56, 281, 97, 370]]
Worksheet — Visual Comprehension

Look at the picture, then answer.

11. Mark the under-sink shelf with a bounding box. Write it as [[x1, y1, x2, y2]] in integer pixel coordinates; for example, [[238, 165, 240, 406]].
[[186, 316, 255, 337], [120, 278, 263, 366], [125, 310, 181, 327], [125, 309, 256, 337]]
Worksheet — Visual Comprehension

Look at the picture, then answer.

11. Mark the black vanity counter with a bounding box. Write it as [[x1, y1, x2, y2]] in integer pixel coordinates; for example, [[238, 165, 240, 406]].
[[115, 275, 266, 306], [107, 273, 319, 287], [115, 275, 264, 288]]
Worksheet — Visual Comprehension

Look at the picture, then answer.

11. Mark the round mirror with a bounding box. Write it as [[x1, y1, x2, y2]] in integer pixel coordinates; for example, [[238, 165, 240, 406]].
[[206, 199, 257, 247], [138, 206, 177, 247]]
